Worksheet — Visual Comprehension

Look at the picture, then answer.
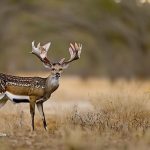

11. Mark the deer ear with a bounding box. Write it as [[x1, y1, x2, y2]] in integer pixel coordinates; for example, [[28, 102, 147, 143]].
[[43, 42, 51, 51], [62, 63, 69, 69]]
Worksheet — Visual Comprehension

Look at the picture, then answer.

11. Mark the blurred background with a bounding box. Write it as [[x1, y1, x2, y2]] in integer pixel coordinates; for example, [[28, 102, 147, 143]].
[[1, 0, 150, 79]]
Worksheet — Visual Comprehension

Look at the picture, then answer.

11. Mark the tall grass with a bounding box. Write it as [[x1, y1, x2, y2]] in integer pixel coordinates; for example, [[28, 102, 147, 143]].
[[0, 78, 150, 150]]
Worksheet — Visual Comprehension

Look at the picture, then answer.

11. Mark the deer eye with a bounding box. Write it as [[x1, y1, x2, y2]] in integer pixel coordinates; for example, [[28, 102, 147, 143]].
[[59, 68, 63, 71], [51, 68, 55, 71]]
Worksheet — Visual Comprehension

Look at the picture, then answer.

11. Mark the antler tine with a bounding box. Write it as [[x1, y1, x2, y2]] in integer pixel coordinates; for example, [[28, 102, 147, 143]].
[[31, 41, 52, 68], [61, 42, 82, 64], [37, 42, 40, 48]]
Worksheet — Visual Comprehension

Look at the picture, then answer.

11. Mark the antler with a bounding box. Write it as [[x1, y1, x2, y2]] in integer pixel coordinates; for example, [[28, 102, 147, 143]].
[[31, 41, 52, 68], [61, 43, 82, 65]]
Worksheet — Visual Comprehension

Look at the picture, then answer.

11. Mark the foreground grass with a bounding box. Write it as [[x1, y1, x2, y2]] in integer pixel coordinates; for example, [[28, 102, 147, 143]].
[[0, 78, 150, 150]]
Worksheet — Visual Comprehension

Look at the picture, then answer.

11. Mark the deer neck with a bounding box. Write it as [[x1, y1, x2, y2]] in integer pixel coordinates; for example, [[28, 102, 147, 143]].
[[46, 75, 59, 93]]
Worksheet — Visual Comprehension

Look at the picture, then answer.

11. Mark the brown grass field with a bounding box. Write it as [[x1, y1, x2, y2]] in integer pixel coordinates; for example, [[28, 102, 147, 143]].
[[0, 73, 150, 150]]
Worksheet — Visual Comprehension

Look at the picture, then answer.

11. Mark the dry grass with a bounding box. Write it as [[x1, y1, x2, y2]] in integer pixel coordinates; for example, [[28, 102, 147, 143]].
[[0, 76, 150, 150]]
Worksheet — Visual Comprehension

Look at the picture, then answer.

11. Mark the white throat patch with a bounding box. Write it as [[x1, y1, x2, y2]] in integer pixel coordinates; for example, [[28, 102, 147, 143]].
[[51, 77, 59, 87]]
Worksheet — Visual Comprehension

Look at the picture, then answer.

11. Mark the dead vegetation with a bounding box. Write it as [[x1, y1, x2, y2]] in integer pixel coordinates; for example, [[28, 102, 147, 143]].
[[0, 77, 150, 150]]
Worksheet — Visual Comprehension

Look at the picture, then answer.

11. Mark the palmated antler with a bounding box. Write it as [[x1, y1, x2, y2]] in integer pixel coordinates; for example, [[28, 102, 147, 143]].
[[31, 41, 52, 68], [60, 43, 82, 65]]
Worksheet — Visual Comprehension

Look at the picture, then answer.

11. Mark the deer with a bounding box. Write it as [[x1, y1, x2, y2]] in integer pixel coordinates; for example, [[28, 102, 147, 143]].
[[0, 41, 82, 131]]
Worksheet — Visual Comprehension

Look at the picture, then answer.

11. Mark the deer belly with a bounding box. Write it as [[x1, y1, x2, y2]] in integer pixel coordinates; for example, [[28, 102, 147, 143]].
[[6, 86, 29, 95], [5, 91, 29, 103]]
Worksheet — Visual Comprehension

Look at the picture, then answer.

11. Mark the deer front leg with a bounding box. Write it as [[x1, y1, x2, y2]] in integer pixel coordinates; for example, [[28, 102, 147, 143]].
[[29, 97, 36, 131], [36, 102, 47, 130]]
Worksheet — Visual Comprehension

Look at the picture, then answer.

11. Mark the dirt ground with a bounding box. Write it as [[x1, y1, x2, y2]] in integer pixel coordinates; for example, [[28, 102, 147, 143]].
[[0, 75, 150, 150]]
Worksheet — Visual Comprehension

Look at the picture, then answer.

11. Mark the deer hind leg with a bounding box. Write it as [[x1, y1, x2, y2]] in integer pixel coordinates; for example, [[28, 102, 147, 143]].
[[0, 94, 8, 109], [36, 102, 47, 130]]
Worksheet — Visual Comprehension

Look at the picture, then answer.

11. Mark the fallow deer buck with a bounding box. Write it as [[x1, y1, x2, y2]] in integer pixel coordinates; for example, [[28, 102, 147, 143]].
[[0, 41, 82, 131]]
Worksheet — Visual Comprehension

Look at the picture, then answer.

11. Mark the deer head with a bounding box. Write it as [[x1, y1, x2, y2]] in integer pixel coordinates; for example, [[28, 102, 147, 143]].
[[31, 41, 82, 78]]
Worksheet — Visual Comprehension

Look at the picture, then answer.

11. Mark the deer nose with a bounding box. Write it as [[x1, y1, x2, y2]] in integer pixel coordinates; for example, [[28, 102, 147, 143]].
[[56, 73, 60, 78]]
